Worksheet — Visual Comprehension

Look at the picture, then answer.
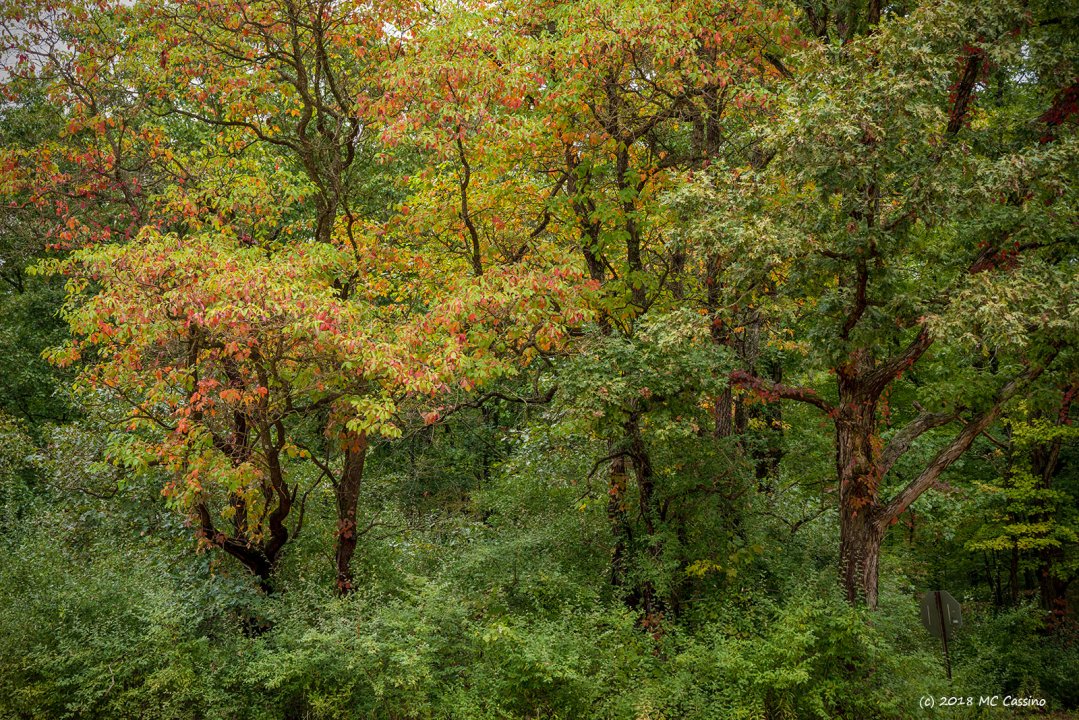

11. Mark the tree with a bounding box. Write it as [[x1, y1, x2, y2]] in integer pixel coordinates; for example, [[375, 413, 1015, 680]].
[[507, 0, 791, 620], [5, 0, 442, 592], [695, 0, 1077, 606], [967, 382, 1079, 615]]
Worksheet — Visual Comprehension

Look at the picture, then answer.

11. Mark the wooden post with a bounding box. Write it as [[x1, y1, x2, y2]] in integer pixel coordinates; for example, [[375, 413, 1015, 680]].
[[935, 591, 952, 680]]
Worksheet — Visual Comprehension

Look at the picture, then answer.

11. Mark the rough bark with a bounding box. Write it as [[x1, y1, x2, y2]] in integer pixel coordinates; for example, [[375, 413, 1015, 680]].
[[713, 388, 734, 438], [835, 363, 884, 605], [334, 430, 368, 595], [840, 505, 885, 608], [735, 329, 1055, 607]]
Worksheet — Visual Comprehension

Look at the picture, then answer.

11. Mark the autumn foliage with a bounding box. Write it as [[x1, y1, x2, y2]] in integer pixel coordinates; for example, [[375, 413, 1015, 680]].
[[0, 0, 1076, 715]]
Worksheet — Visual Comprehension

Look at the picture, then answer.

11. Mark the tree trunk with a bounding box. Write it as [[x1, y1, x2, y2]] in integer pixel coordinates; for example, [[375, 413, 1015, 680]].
[[627, 413, 664, 623], [335, 431, 368, 595], [196, 501, 277, 593], [1010, 542, 1020, 605], [752, 358, 784, 486], [713, 387, 734, 438], [607, 450, 631, 589], [1039, 549, 1069, 618], [835, 384, 885, 607], [840, 504, 885, 607], [984, 551, 1003, 607]]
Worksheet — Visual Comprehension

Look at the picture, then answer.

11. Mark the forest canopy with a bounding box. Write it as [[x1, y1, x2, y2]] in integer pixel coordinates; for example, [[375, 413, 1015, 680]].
[[0, 0, 1076, 717]]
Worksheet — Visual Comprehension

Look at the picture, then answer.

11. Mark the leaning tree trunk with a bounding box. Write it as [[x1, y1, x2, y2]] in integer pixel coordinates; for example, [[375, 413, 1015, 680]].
[[335, 431, 368, 595]]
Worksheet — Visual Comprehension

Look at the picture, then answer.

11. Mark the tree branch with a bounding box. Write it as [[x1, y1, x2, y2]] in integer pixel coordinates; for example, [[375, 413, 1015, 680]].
[[865, 325, 933, 398], [730, 369, 833, 413], [879, 407, 962, 478], [947, 50, 983, 136], [879, 351, 1059, 525]]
